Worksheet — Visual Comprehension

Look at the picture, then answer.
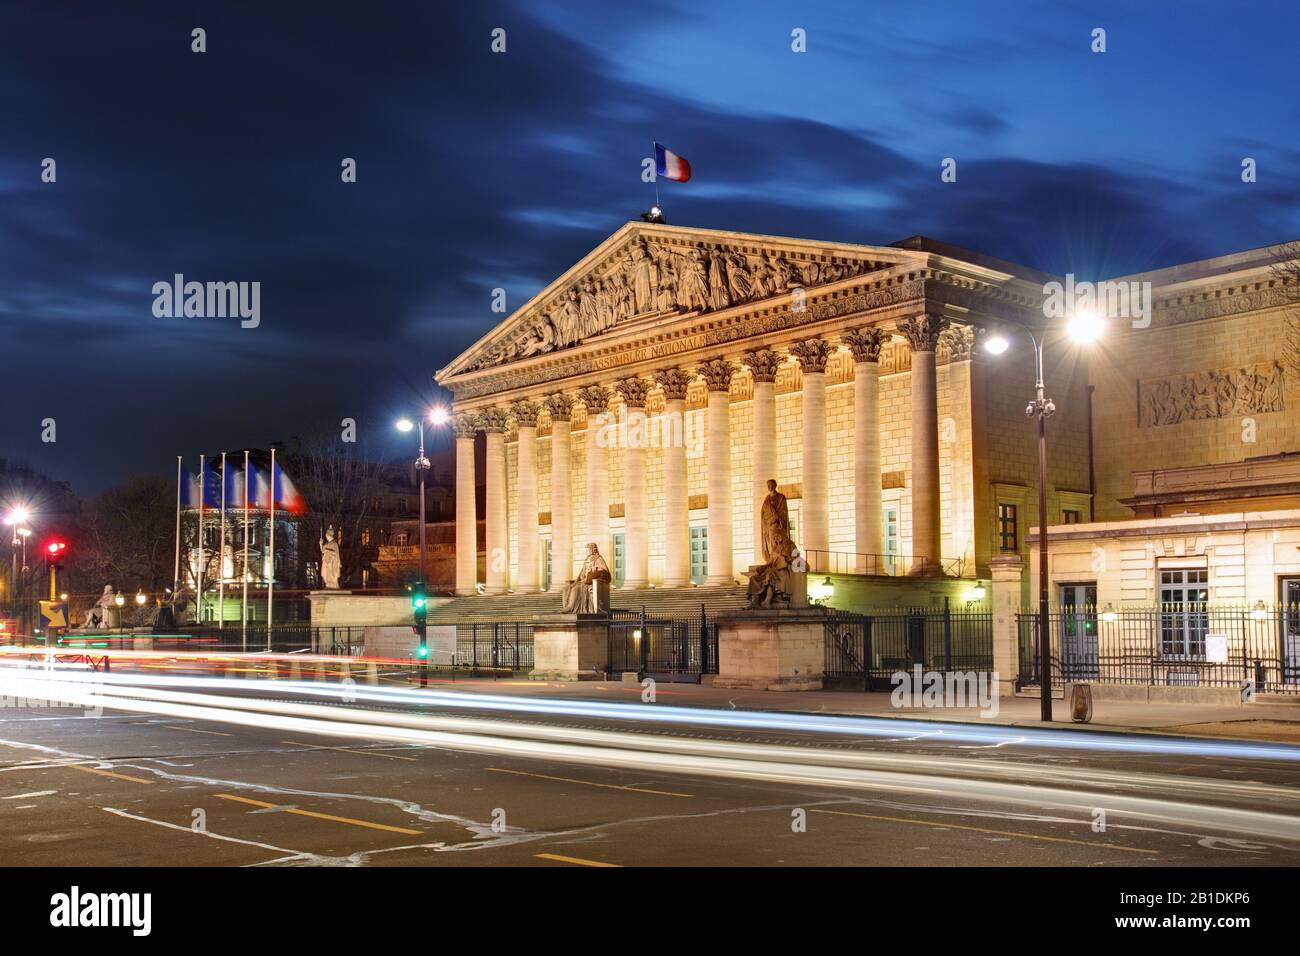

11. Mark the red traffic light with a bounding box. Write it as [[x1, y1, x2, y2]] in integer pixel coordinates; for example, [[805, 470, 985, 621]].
[[46, 541, 67, 556]]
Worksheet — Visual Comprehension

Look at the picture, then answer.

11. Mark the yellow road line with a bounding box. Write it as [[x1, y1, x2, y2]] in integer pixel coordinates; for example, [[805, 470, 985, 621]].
[[65, 764, 154, 785], [809, 808, 1158, 854], [280, 740, 418, 761], [487, 766, 692, 798], [215, 793, 422, 835], [535, 852, 621, 867]]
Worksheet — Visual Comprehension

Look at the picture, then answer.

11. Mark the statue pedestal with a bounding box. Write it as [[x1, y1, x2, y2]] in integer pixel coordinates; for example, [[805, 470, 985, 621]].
[[712, 608, 828, 691], [531, 613, 610, 680]]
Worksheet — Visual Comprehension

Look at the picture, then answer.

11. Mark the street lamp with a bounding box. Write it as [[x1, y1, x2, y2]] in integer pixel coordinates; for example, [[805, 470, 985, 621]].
[[983, 308, 1103, 721], [4, 506, 31, 621], [395, 407, 451, 587]]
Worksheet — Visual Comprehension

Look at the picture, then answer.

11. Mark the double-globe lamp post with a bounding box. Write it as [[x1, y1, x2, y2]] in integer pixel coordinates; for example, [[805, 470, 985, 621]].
[[4, 507, 32, 626], [982, 309, 1103, 721], [395, 407, 450, 588]]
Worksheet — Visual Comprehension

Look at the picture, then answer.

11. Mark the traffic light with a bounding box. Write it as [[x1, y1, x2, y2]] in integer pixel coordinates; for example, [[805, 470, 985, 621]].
[[411, 586, 428, 660], [45, 540, 67, 571]]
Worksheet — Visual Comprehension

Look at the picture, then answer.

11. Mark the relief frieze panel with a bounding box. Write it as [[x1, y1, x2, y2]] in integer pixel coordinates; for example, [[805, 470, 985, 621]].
[[1138, 362, 1285, 427]]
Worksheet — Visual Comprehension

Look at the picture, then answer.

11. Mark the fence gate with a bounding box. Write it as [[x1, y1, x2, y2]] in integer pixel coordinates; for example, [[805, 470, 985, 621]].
[[608, 608, 717, 683]]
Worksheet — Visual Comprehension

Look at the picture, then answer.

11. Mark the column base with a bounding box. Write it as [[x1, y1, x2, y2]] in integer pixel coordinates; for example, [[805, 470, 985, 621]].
[[529, 614, 611, 680]]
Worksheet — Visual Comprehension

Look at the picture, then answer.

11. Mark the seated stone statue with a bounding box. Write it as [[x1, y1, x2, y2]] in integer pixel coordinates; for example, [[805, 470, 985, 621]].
[[82, 585, 117, 629], [561, 543, 612, 614], [746, 551, 801, 609]]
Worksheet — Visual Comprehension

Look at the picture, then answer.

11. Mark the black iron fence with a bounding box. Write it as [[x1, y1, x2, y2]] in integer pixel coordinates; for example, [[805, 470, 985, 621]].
[[454, 622, 534, 671], [608, 606, 718, 682], [1017, 606, 1300, 693], [824, 605, 994, 690]]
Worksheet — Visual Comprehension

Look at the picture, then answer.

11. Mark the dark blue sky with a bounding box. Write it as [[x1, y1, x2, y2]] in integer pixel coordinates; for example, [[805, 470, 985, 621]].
[[3, 0, 1298, 493]]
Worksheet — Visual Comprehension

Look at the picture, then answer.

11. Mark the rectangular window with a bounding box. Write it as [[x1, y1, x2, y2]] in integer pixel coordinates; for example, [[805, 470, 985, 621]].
[[612, 533, 625, 588], [883, 506, 899, 574], [1159, 569, 1208, 658], [541, 539, 552, 592], [997, 503, 1018, 552], [689, 526, 708, 585], [1062, 509, 1081, 525]]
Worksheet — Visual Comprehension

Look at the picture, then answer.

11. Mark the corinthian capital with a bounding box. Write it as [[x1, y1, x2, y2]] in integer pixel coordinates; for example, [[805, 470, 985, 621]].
[[452, 412, 478, 439], [543, 392, 574, 422], [897, 313, 950, 352], [842, 326, 889, 363], [510, 400, 540, 429], [578, 385, 610, 413], [788, 338, 832, 374], [697, 358, 737, 392], [741, 348, 783, 383], [478, 407, 509, 433], [654, 368, 693, 401], [614, 377, 650, 408]]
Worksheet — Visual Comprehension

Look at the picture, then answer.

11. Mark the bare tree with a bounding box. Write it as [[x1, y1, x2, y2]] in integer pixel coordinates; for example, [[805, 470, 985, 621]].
[[1268, 242, 1300, 380], [77, 475, 175, 595], [282, 433, 395, 588]]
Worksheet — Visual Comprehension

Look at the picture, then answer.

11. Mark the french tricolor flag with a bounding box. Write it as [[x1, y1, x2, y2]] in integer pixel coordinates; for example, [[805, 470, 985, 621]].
[[654, 142, 691, 183]]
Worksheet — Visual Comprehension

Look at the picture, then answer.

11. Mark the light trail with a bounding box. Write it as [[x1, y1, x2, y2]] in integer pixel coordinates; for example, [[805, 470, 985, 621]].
[[4, 659, 1300, 763], [4, 668, 1300, 846]]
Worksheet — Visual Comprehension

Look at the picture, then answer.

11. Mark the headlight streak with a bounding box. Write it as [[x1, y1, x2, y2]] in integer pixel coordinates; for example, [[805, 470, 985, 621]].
[[4, 670, 1300, 845], [4, 661, 1299, 763]]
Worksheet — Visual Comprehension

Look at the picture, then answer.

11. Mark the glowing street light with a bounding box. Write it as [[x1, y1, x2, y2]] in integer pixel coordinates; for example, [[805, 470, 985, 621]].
[[395, 408, 452, 589], [136, 592, 148, 606], [981, 312, 1104, 722]]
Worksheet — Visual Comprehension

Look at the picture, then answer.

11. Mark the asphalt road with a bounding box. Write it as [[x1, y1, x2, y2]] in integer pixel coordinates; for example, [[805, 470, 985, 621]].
[[2, 669, 1299, 867]]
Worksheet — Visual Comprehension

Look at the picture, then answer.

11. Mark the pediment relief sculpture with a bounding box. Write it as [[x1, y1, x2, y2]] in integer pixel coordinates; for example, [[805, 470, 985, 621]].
[[464, 235, 883, 373]]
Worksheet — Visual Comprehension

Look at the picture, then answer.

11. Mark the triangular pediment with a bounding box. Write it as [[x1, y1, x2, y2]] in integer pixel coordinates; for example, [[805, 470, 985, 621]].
[[436, 222, 921, 382]]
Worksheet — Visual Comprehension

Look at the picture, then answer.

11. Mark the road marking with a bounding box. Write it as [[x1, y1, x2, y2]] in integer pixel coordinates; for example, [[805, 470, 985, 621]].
[[65, 764, 155, 785], [280, 740, 417, 762], [487, 766, 692, 798], [810, 808, 1158, 854], [215, 792, 422, 835], [535, 852, 621, 867], [172, 726, 234, 737]]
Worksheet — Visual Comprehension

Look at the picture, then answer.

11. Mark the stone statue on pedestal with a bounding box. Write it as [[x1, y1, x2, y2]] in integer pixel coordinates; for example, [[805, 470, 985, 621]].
[[747, 478, 804, 609], [319, 526, 342, 590], [561, 543, 612, 614], [82, 586, 117, 629]]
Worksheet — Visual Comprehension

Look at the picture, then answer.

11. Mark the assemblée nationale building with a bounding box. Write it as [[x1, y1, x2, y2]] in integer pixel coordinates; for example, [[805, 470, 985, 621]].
[[433, 222, 1300, 629]]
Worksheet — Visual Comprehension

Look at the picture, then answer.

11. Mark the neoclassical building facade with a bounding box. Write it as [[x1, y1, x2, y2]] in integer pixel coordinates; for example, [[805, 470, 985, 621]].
[[436, 223, 1092, 597]]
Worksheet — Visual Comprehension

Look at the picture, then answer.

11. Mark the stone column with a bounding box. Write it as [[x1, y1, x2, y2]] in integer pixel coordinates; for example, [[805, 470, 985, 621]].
[[843, 327, 889, 574], [655, 368, 693, 587], [742, 349, 781, 563], [544, 393, 573, 590], [452, 412, 478, 596], [990, 553, 1024, 697], [511, 400, 540, 593], [480, 407, 510, 595], [699, 359, 736, 586], [578, 385, 611, 563], [789, 339, 831, 572], [898, 313, 949, 574], [615, 378, 650, 588]]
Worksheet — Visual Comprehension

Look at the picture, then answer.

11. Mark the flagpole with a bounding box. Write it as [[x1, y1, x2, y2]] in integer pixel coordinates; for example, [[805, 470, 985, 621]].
[[172, 456, 182, 597], [242, 449, 249, 652], [651, 139, 661, 211], [218, 451, 227, 630], [267, 448, 276, 652], [196, 454, 205, 626]]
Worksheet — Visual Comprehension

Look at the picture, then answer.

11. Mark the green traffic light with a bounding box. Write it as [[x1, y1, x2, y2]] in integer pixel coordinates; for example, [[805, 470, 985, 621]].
[[412, 594, 427, 609], [417, 644, 429, 659]]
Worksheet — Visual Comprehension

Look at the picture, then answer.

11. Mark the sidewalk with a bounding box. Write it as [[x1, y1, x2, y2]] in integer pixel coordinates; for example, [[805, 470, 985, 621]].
[[408, 674, 1300, 744]]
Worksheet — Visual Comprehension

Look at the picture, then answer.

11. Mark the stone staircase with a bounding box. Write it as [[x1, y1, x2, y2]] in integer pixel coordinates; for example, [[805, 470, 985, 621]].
[[426, 585, 750, 624]]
